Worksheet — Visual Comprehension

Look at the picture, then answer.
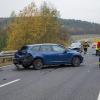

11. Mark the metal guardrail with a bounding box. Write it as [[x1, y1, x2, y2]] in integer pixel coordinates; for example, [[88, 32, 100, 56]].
[[0, 50, 17, 64]]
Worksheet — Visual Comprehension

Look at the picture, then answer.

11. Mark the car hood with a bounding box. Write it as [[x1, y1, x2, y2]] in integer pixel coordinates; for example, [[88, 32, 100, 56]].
[[67, 49, 81, 54]]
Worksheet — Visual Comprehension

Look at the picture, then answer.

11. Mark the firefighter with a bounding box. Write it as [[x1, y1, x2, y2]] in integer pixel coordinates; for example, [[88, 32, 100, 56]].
[[82, 41, 89, 54]]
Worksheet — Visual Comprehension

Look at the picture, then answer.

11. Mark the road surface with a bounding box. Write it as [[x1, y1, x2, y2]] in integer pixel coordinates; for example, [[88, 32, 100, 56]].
[[0, 48, 100, 100]]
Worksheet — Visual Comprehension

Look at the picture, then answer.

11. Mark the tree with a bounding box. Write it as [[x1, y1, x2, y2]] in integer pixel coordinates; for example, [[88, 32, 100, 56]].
[[6, 1, 68, 50], [7, 2, 38, 50], [38, 1, 61, 43], [0, 29, 7, 51]]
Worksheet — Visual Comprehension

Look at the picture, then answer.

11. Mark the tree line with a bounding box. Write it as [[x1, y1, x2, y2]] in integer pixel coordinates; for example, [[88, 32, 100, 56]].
[[60, 19, 100, 35], [6, 1, 68, 50], [0, 1, 100, 51]]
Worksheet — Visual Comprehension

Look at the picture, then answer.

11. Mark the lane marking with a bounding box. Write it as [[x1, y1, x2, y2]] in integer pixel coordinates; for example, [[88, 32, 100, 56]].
[[97, 92, 100, 100], [0, 79, 20, 88]]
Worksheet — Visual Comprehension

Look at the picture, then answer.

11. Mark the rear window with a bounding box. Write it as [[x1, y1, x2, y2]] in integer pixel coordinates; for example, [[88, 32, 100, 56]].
[[19, 46, 28, 53], [20, 46, 28, 50]]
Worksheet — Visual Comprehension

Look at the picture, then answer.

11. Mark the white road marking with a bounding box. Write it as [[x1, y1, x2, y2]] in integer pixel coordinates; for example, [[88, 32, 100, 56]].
[[0, 79, 20, 88], [97, 92, 100, 100]]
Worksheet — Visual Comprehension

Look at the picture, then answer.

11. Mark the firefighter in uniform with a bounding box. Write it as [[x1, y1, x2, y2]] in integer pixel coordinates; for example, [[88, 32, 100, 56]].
[[82, 41, 89, 54]]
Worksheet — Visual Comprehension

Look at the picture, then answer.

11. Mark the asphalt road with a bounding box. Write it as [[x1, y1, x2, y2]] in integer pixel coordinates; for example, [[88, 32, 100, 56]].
[[0, 48, 100, 100]]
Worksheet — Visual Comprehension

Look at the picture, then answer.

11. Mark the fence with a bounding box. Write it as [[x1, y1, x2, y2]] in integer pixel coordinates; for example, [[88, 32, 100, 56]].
[[0, 50, 17, 65]]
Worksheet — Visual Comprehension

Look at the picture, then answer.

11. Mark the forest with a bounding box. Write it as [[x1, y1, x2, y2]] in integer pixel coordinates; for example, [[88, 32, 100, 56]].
[[0, 1, 100, 51]]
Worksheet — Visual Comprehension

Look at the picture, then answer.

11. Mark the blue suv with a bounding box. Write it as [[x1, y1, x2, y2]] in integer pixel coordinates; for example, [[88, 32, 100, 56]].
[[13, 43, 83, 69]]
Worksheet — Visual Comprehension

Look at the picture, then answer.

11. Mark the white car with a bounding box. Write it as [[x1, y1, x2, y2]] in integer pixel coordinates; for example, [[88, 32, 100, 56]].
[[68, 42, 83, 53]]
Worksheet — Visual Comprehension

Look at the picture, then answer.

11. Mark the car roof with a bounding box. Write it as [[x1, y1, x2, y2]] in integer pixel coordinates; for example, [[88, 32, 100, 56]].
[[27, 43, 59, 47]]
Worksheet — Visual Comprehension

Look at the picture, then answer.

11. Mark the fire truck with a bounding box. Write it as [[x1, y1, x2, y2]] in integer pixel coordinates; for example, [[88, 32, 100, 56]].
[[96, 42, 100, 56]]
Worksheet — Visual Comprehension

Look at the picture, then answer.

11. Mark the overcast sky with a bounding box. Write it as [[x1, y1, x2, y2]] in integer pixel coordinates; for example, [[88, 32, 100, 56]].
[[0, 0, 100, 23]]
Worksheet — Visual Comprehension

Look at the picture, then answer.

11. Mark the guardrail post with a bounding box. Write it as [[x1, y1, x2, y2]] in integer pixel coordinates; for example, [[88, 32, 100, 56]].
[[0, 50, 16, 66]]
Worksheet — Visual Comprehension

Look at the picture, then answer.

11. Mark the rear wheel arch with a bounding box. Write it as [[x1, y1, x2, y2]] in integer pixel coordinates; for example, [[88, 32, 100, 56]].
[[33, 57, 44, 64], [72, 55, 81, 60]]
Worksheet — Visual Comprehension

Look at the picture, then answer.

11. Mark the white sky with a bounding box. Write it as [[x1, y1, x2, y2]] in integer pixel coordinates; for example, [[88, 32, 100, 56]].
[[0, 0, 100, 23]]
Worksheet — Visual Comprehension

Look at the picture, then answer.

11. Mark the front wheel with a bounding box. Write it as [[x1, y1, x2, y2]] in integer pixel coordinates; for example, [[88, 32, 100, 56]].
[[22, 64, 31, 69], [22, 54, 33, 69], [22, 58, 31, 69], [72, 57, 81, 67], [33, 59, 43, 70]]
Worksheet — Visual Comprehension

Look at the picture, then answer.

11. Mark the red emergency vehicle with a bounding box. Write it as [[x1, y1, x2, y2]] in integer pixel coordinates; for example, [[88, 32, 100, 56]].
[[96, 42, 100, 56]]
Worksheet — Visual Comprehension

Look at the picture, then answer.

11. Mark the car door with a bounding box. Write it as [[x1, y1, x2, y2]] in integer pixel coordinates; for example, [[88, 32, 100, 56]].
[[40, 45, 59, 64], [52, 45, 70, 64]]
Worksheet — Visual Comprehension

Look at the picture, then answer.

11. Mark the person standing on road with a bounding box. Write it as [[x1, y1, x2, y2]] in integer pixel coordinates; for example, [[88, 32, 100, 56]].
[[82, 41, 89, 54]]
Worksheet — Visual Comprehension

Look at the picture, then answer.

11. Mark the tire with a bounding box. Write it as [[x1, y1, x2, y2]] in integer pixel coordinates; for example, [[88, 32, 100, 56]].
[[22, 54, 33, 69], [22, 59, 31, 69], [22, 64, 30, 69], [99, 58, 100, 68], [96, 50, 98, 56], [33, 59, 43, 70], [96, 50, 100, 56], [72, 57, 81, 67]]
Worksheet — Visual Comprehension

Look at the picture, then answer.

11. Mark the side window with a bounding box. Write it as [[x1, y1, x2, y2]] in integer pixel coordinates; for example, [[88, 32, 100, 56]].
[[52, 45, 65, 52], [40, 45, 52, 52], [31, 46, 40, 52]]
